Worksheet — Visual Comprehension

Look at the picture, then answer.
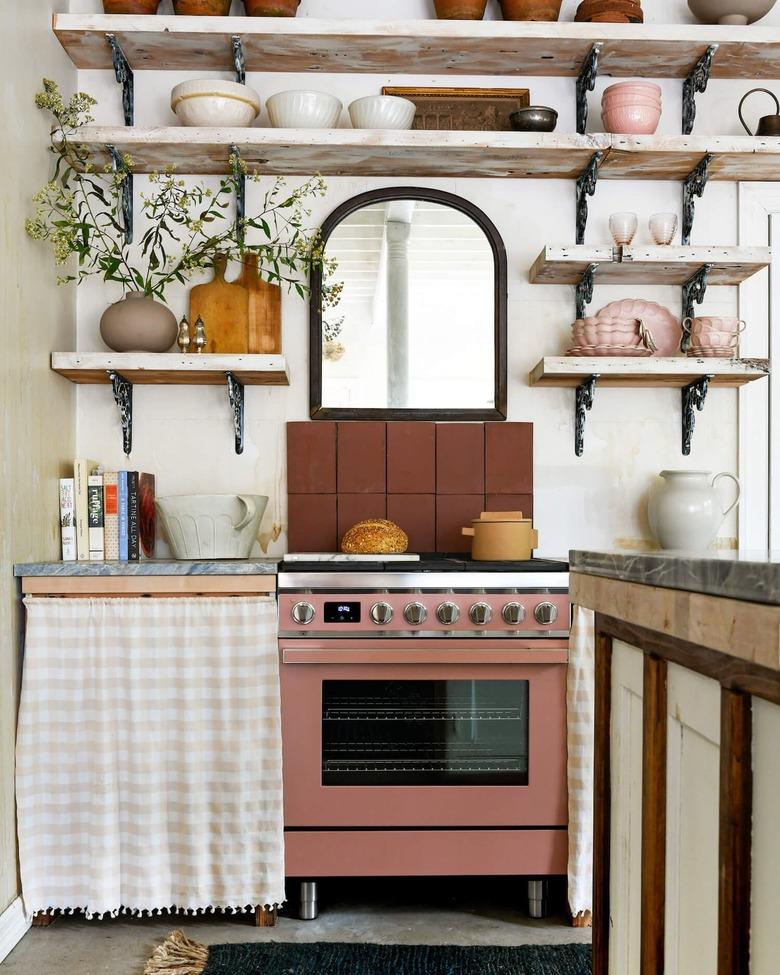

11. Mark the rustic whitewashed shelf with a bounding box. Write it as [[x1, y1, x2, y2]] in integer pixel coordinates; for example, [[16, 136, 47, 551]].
[[72, 128, 780, 181], [53, 15, 780, 79], [530, 356, 769, 387], [51, 352, 290, 385], [529, 245, 771, 285]]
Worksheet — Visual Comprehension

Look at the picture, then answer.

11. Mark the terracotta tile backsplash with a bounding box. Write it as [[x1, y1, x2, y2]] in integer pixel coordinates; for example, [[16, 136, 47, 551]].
[[436, 423, 485, 495], [287, 421, 533, 553]]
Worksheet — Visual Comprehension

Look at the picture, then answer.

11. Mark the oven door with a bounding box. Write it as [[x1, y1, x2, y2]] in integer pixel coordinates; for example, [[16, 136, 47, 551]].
[[280, 639, 568, 828]]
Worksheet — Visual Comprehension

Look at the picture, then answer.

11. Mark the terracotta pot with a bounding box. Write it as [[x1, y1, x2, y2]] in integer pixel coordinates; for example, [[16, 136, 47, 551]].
[[100, 292, 178, 353], [172, 0, 231, 12], [434, 0, 488, 17], [243, 0, 301, 14], [102, 0, 161, 12], [499, 0, 562, 19]]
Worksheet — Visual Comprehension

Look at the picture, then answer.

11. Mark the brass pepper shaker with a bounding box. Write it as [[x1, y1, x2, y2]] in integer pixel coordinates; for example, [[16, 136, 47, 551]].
[[193, 316, 207, 354], [176, 316, 191, 353]]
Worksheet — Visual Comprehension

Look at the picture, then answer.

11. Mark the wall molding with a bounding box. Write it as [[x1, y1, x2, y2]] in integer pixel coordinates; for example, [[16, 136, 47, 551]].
[[738, 183, 779, 548], [0, 897, 30, 965]]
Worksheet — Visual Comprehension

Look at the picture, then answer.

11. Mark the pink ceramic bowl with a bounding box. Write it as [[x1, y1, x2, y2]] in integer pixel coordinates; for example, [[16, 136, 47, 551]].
[[686, 331, 738, 350], [604, 81, 662, 100], [602, 103, 661, 135], [602, 92, 661, 109], [684, 316, 746, 334], [572, 317, 647, 347]]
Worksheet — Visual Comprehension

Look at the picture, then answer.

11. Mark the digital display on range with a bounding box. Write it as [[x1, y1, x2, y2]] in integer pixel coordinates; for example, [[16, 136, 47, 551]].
[[324, 601, 362, 624]]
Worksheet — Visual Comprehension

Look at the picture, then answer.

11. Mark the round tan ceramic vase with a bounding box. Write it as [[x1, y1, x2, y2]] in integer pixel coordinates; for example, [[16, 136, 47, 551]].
[[434, 0, 488, 17], [243, 0, 301, 14], [172, 0, 231, 13], [499, 0, 563, 19], [102, 0, 161, 12], [100, 292, 178, 353]]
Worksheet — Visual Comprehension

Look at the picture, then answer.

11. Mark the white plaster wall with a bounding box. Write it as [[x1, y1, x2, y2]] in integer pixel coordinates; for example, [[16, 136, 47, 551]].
[[0, 2, 76, 912], [68, 0, 780, 556]]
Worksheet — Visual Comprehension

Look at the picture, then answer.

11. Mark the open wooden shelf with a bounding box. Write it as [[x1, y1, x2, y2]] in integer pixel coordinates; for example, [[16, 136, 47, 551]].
[[54, 15, 780, 79], [529, 245, 771, 285], [72, 128, 780, 181], [530, 356, 770, 387], [51, 352, 290, 385]]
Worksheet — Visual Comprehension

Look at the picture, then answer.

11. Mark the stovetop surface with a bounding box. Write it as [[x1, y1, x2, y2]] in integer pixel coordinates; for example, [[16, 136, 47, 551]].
[[280, 554, 569, 573]]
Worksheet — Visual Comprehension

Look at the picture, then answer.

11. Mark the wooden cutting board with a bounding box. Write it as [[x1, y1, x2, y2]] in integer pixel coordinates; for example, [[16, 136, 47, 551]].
[[240, 254, 282, 354], [189, 255, 249, 354]]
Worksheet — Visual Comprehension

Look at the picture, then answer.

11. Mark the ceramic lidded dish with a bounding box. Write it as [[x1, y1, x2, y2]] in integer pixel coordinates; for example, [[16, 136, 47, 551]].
[[266, 90, 343, 129], [171, 80, 261, 127], [348, 96, 417, 130]]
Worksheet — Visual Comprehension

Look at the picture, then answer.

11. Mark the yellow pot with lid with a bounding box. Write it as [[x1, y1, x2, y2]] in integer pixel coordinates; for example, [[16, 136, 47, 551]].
[[462, 511, 539, 561]]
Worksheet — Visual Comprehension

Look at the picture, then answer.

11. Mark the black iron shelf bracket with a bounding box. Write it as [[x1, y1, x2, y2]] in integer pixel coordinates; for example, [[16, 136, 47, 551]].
[[106, 33, 134, 127], [230, 144, 246, 248], [576, 262, 599, 320], [681, 263, 712, 348], [232, 35, 246, 85], [681, 374, 713, 455], [108, 370, 133, 456], [682, 152, 712, 246], [682, 44, 719, 136], [576, 43, 603, 136], [107, 145, 133, 245], [226, 371, 245, 455], [575, 375, 599, 457], [576, 151, 603, 245]]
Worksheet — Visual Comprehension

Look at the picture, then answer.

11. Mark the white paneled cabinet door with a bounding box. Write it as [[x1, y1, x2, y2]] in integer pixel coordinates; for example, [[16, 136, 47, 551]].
[[751, 699, 780, 975], [664, 664, 721, 975], [609, 641, 644, 975]]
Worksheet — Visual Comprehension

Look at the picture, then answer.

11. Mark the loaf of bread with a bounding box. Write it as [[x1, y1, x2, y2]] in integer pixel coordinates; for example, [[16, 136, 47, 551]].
[[341, 519, 409, 555]]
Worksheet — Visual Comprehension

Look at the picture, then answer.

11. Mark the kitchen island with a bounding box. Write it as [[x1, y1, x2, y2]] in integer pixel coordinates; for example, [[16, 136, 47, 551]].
[[570, 550, 780, 975]]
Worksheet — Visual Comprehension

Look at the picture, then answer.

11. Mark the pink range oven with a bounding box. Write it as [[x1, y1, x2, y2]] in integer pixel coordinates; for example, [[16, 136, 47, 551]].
[[277, 556, 570, 920]]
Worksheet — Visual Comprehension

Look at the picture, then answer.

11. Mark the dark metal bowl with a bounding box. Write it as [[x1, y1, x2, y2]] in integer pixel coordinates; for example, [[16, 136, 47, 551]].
[[510, 106, 559, 132]]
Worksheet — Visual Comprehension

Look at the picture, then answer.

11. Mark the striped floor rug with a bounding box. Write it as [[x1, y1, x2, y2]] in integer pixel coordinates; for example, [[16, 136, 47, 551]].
[[144, 930, 592, 975]]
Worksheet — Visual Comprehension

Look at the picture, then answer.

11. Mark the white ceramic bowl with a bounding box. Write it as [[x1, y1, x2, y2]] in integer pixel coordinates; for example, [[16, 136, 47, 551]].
[[348, 95, 417, 130], [171, 79, 261, 128], [266, 90, 342, 129], [156, 494, 268, 559], [688, 0, 776, 24]]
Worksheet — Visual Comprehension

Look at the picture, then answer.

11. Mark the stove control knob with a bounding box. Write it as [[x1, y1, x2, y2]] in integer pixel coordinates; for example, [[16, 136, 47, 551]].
[[436, 601, 460, 626], [291, 601, 315, 626], [534, 601, 558, 625], [502, 602, 526, 626], [404, 601, 428, 627], [469, 602, 493, 626], [370, 601, 394, 626]]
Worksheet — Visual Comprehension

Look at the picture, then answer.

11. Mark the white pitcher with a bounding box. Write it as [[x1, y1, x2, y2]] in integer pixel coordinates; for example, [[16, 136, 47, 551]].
[[647, 470, 740, 551]]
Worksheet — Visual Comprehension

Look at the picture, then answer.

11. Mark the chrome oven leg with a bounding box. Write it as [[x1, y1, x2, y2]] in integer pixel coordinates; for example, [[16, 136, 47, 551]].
[[299, 880, 319, 920], [527, 879, 550, 919]]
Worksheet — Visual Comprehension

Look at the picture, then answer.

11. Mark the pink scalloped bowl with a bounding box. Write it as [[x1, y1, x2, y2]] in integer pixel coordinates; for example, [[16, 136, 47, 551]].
[[571, 326, 645, 347], [685, 331, 738, 349], [602, 104, 661, 135], [596, 299, 681, 356], [604, 81, 662, 99]]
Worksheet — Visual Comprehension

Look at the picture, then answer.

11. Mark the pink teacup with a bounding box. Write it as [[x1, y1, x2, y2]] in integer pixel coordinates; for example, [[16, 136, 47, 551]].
[[683, 316, 746, 335]]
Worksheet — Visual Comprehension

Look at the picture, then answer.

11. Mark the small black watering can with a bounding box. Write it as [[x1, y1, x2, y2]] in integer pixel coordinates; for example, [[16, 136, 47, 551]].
[[739, 88, 780, 137]]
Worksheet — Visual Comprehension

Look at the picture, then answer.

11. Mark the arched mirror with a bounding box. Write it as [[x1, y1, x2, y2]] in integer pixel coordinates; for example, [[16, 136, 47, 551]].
[[310, 188, 507, 420]]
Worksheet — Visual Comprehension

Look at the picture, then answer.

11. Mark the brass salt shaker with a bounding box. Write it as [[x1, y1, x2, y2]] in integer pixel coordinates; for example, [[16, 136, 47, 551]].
[[193, 316, 207, 354], [176, 316, 191, 353]]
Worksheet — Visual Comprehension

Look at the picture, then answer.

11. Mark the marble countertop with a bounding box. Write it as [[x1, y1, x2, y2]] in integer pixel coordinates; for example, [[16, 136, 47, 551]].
[[570, 550, 780, 606], [14, 559, 281, 577]]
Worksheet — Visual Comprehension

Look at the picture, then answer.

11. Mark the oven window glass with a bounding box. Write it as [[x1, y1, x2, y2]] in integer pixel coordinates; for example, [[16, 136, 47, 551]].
[[322, 680, 529, 786]]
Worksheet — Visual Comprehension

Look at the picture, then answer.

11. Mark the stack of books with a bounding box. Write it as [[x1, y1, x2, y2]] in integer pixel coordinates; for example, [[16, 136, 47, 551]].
[[59, 462, 156, 562]]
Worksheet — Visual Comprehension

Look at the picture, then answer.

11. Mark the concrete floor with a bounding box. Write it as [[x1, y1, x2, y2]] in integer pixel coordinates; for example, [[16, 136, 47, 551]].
[[2, 879, 591, 975]]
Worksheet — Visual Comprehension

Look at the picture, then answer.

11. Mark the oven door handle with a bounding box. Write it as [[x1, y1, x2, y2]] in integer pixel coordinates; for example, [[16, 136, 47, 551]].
[[281, 648, 568, 665]]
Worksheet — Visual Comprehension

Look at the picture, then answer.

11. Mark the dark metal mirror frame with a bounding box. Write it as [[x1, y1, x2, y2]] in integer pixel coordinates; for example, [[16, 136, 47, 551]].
[[309, 187, 508, 421]]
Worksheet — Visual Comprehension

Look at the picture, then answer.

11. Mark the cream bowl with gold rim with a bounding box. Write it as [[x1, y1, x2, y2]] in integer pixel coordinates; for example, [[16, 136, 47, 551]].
[[171, 79, 261, 127]]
